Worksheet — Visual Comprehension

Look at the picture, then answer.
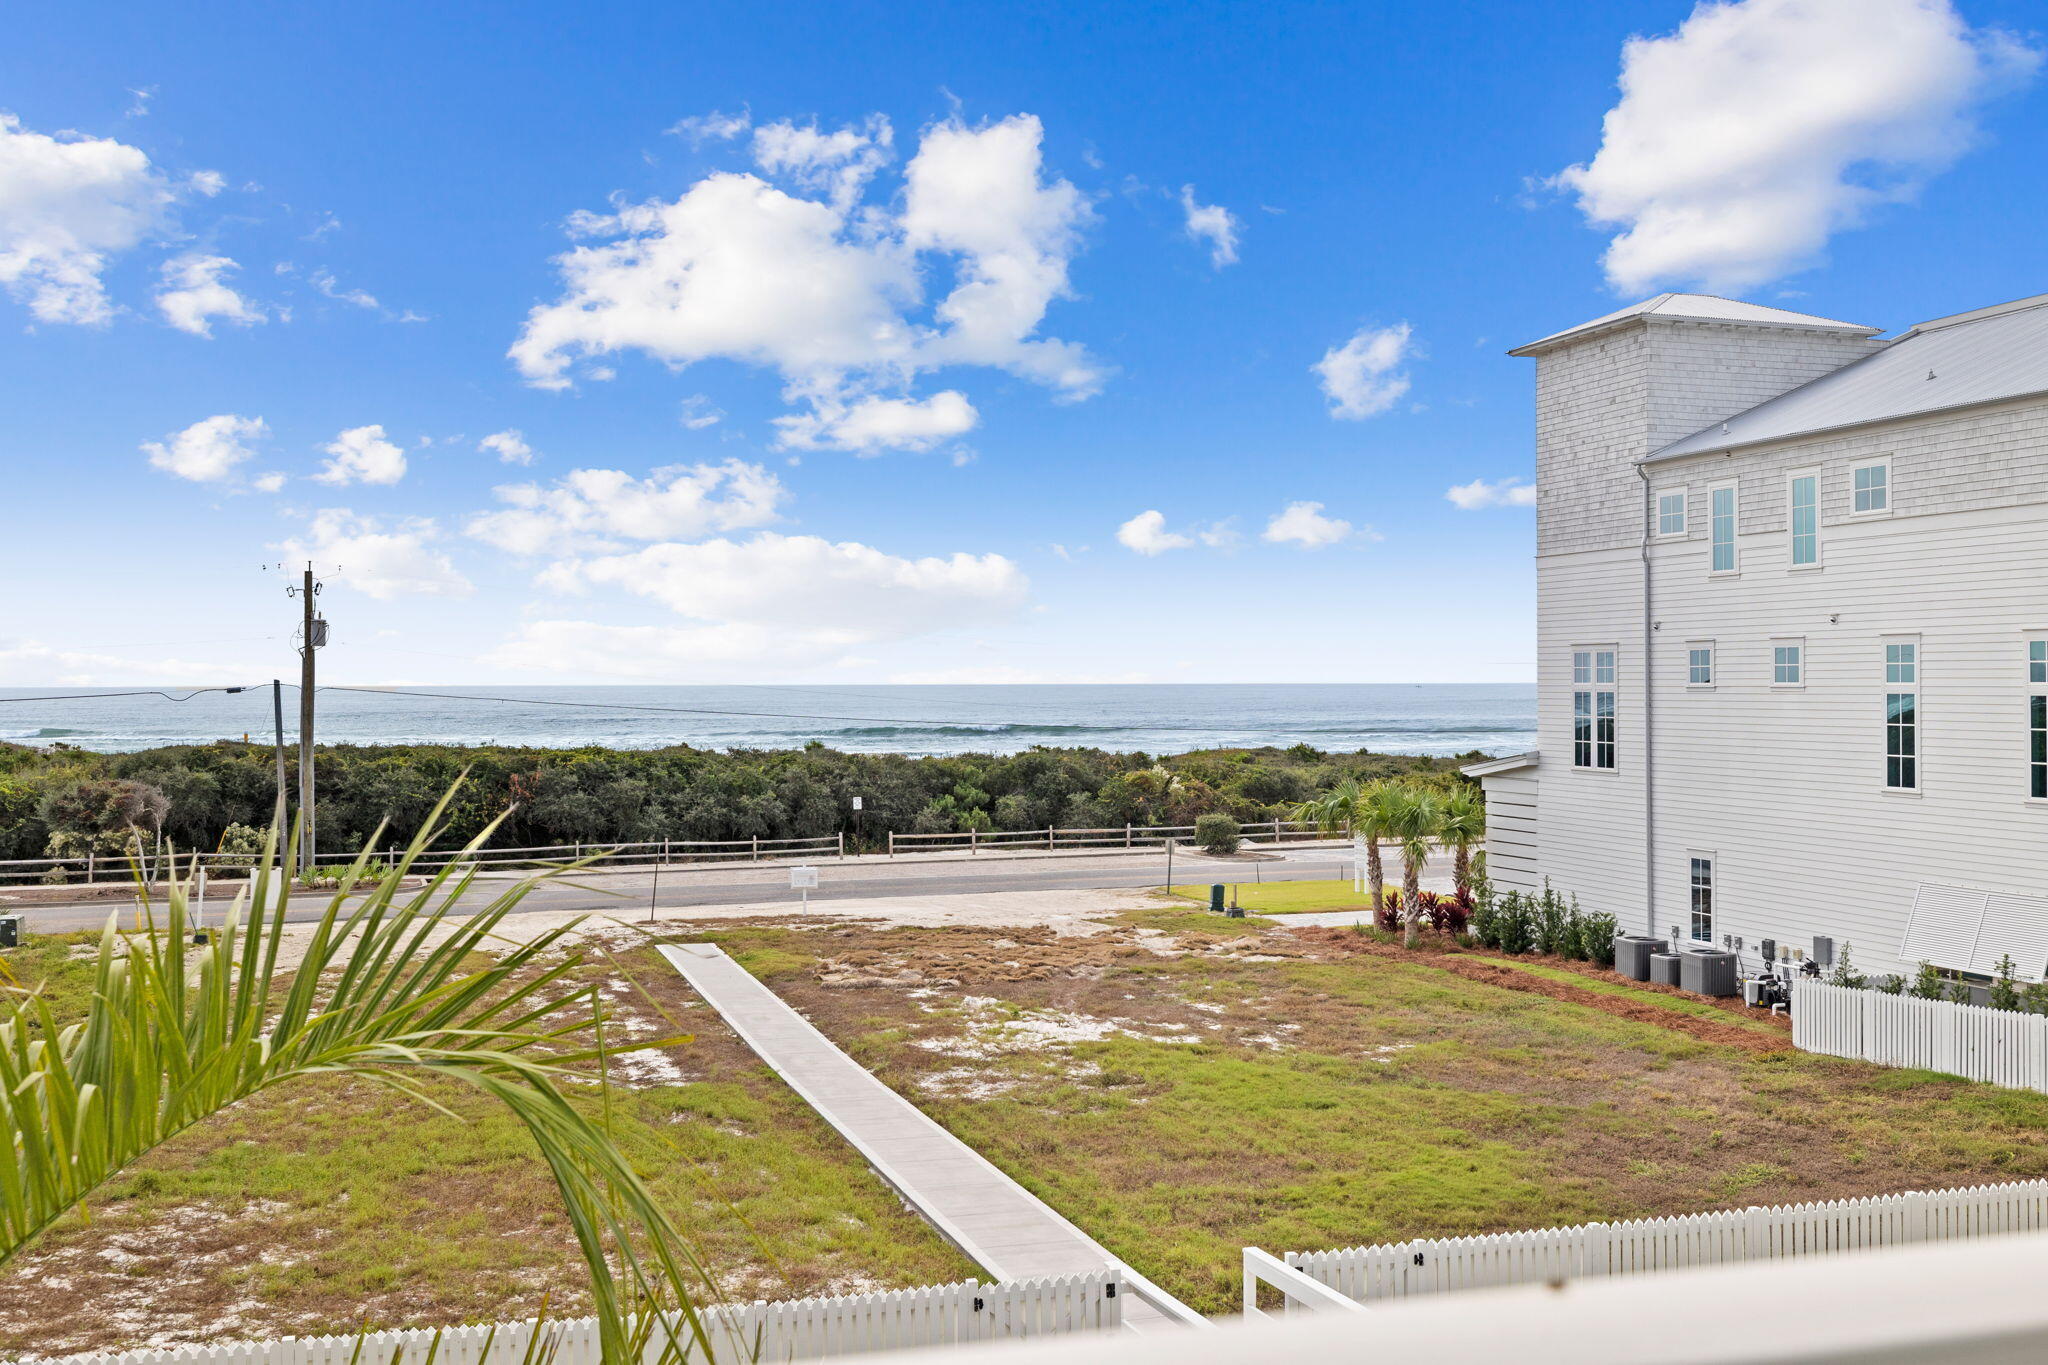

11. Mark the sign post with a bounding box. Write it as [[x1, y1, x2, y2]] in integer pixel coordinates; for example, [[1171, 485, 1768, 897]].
[[791, 864, 819, 911]]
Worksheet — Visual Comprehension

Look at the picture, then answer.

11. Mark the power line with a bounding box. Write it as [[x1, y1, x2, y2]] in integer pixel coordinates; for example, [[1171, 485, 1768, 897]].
[[0, 687, 260, 704]]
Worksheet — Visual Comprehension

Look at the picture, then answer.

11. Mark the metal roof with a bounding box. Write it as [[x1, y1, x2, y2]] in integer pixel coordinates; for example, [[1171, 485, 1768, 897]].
[[1509, 293, 1878, 357], [1462, 751, 1537, 778], [1649, 292, 2048, 462]]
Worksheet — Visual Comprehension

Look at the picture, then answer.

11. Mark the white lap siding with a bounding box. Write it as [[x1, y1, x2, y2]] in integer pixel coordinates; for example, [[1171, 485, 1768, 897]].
[[1537, 546, 1650, 927], [1480, 767, 1540, 893], [1644, 397, 2048, 981]]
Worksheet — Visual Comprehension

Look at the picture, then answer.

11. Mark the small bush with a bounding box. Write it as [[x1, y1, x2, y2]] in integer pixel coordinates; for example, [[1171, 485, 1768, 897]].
[[1435, 894, 1470, 936], [1990, 955, 2021, 1012], [1492, 890, 1536, 955], [1827, 943, 1868, 990], [1908, 962, 1945, 1001], [1580, 909, 1618, 966], [1873, 974, 1905, 996], [1194, 813, 1240, 856], [2024, 979, 2048, 1015], [1374, 892, 1401, 934]]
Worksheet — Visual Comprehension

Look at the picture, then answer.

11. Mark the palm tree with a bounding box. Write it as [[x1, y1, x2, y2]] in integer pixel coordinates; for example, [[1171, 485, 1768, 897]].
[[1382, 783, 1442, 949], [1294, 777, 1404, 911], [1437, 785, 1486, 904], [0, 787, 718, 1362]]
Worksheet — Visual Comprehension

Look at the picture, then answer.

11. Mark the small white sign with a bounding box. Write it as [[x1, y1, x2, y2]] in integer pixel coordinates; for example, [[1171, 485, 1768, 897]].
[[790, 865, 820, 889], [851, 796, 864, 811]]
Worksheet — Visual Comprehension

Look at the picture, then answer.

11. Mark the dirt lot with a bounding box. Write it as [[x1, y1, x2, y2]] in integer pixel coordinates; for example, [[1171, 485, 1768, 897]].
[[6, 900, 2048, 1350]]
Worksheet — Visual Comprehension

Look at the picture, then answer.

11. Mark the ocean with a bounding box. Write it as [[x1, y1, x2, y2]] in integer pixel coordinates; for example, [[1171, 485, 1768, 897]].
[[0, 683, 1536, 759]]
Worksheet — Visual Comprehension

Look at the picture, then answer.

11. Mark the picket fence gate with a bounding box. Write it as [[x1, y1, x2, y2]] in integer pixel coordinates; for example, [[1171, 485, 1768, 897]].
[[1280, 1180, 2048, 1304], [1792, 978, 2048, 1092], [16, 1272, 1122, 1365]]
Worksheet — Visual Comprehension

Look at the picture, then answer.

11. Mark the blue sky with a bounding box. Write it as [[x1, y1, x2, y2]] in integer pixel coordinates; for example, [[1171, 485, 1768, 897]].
[[2, 0, 2043, 687]]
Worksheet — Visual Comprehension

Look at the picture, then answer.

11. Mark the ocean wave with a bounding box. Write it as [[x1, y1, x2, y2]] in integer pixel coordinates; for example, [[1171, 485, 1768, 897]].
[[6, 727, 93, 739], [798, 723, 1123, 739]]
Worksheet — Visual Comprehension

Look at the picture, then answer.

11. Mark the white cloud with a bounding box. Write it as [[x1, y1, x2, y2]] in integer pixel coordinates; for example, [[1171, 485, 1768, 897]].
[[314, 424, 407, 485], [1446, 477, 1538, 510], [253, 471, 286, 493], [773, 390, 977, 453], [141, 413, 267, 482], [1314, 323, 1413, 420], [309, 267, 379, 310], [543, 533, 1026, 631], [668, 108, 751, 144], [0, 639, 251, 686], [466, 459, 785, 555], [1116, 510, 1195, 556], [679, 394, 724, 429], [511, 112, 1099, 451], [1178, 185, 1240, 268], [155, 252, 262, 336], [752, 115, 892, 205], [478, 429, 534, 464], [1555, 0, 2040, 294], [0, 112, 187, 324], [1263, 500, 1354, 548], [494, 532, 1029, 676], [280, 509, 472, 600]]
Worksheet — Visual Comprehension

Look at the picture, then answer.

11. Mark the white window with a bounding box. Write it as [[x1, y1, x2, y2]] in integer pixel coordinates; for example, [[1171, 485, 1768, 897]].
[[1572, 648, 1616, 770], [1656, 491, 1687, 537], [1689, 856, 1715, 943], [2029, 641, 2046, 800], [1886, 641, 1919, 790], [1788, 472, 1819, 566], [1687, 643, 1715, 687], [1773, 640, 1804, 687], [1852, 462, 1890, 515], [1709, 483, 1738, 573]]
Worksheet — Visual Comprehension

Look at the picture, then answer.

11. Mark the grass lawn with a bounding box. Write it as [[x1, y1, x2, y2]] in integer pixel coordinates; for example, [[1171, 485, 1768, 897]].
[[0, 930, 976, 1356], [1164, 877, 1378, 915], [13, 909, 2048, 1343]]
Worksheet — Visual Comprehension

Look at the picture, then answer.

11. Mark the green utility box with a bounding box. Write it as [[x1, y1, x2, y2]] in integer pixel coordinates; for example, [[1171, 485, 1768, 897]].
[[1209, 884, 1226, 913]]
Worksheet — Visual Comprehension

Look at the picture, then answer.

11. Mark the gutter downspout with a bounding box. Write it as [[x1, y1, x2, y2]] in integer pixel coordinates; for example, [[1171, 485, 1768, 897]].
[[1637, 464, 1656, 939]]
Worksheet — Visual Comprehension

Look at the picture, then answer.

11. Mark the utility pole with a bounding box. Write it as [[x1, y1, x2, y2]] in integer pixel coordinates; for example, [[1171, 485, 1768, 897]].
[[287, 565, 327, 869]]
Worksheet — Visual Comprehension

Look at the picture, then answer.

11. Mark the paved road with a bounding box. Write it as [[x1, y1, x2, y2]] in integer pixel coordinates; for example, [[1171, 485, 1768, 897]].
[[9, 845, 1379, 934]]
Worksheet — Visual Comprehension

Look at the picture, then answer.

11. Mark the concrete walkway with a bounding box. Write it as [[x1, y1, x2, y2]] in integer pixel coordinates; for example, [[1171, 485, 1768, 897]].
[[658, 942, 1206, 1333]]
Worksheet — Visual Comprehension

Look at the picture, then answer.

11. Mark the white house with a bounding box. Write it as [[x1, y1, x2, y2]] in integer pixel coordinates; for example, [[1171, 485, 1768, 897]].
[[1472, 290, 2048, 986]]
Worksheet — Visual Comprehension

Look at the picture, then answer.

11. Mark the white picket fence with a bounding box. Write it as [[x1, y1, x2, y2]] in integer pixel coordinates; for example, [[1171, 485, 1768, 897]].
[[1793, 977, 2048, 1091], [1274, 1180, 2048, 1304], [15, 1272, 1122, 1365]]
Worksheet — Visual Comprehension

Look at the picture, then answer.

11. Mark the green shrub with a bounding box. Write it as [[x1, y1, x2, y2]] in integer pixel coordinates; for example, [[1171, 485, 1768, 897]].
[[1827, 943, 1868, 990], [1580, 909, 1618, 966], [1908, 962, 1945, 1000], [211, 821, 271, 870], [1194, 813, 1240, 855], [1990, 955, 2021, 1012], [1491, 891, 1536, 955]]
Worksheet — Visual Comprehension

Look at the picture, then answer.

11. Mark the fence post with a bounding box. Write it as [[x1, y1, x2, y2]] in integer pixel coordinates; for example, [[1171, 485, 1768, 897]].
[[752, 835, 760, 862], [1125, 824, 1132, 848], [971, 829, 978, 854], [889, 831, 895, 857], [1047, 825, 1055, 851], [1273, 818, 1282, 843], [87, 850, 95, 883], [837, 831, 845, 859]]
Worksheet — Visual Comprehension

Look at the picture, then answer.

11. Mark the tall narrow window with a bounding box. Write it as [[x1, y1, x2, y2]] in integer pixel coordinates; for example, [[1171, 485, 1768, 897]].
[[1853, 463, 1889, 514], [1789, 474, 1818, 566], [1710, 485, 1737, 572], [1688, 645, 1714, 686], [1886, 642, 1918, 790], [1689, 857, 1714, 942], [2030, 642, 2046, 800], [1572, 649, 1616, 770], [1774, 643, 1804, 685], [1657, 491, 1686, 537]]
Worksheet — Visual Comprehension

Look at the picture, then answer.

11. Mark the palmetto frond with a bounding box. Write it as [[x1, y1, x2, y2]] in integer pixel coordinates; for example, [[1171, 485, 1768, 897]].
[[0, 785, 721, 1362]]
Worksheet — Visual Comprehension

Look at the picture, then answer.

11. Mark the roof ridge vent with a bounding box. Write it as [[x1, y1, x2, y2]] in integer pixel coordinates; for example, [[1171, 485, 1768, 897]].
[[1904, 291, 2048, 337]]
